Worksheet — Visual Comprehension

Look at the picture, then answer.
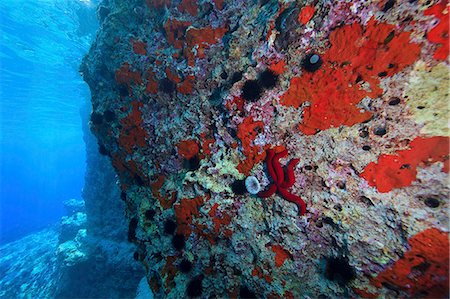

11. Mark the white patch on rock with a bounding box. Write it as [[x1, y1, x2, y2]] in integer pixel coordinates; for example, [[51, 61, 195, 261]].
[[245, 176, 261, 195]]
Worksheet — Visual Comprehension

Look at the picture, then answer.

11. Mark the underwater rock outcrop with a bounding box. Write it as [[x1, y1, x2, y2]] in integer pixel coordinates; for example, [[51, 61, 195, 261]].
[[0, 104, 145, 299], [54, 104, 145, 298], [0, 227, 60, 298], [81, 0, 449, 298]]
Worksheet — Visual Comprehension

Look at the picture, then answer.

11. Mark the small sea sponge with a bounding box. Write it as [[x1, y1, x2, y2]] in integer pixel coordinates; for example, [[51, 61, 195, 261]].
[[245, 176, 261, 195]]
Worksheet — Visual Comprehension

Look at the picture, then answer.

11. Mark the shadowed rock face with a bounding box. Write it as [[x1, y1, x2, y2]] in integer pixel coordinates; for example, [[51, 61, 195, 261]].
[[81, 0, 449, 298], [0, 103, 145, 299], [53, 103, 145, 299]]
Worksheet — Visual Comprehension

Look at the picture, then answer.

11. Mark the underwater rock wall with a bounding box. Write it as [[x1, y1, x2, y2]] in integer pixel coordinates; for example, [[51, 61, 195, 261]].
[[81, 0, 449, 298], [82, 102, 131, 239], [0, 104, 145, 299], [0, 227, 60, 298], [53, 104, 145, 298]]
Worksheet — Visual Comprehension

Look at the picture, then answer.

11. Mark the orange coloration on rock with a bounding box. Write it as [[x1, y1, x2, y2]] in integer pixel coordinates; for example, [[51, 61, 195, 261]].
[[225, 96, 245, 112], [178, 0, 198, 16], [186, 25, 227, 48], [272, 145, 287, 154], [150, 175, 176, 209], [281, 18, 421, 135], [298, 5, 315, 25], [115, 63, 143, 93], [236, 117, 265, 174], [165, 68, 181, 84], [146, 0, 171, 8], [281, 67, 372, 135], [132, 39, 147, 55], [208, 203, 233, 237], [270, 245, 291, 267], [163, 18, 192, 49], [185, 26, 228, 66], [146, 70, 158, 94], [164, 19, 226, 66], [424, 0, 449, 60], [127, 159, 149, 183], [119, 101, 148, 154], [269, 60, 286, 75], [161, 256, 177, 290], [284, 291, 294, 299], [112, 154, 127, 174], [252, 266, 273, 283], [174, 195, 206, 236], [237, 150, 265, 175], [371, 228, 449, 298], [352, 288, 378, 299], [214, 0, 224, 10], [149, 275, 161, 294], [193, 223, 217, 245], [325, 18, 421, 95], [177, 139, 200, 159], [201, 137, 215, 155], [266, 4, 288, 40], [177, 75, 195, 94], [360, 136, 449, 192]]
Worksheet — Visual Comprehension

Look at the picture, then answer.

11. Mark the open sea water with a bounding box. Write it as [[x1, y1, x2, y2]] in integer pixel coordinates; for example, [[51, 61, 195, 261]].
[[0, 0, 98, 244]]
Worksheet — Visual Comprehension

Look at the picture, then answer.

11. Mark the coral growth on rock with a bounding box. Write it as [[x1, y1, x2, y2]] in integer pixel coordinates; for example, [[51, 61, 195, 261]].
[[81, 0, 449, 297]]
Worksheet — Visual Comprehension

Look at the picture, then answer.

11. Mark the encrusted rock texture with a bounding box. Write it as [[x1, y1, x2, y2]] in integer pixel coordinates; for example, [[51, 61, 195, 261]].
[[81, 0, 449, 298], [54, 103, 145, 298], [0, 104, 145, 299], [0, 227, 60, 298]]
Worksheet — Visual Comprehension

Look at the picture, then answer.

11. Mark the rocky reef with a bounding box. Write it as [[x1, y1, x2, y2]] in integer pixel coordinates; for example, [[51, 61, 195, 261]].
[[0, 226, 60, 298], [81, 0, 449, 298], [0, 104, 145, 298], [53, 104, 145, 298]]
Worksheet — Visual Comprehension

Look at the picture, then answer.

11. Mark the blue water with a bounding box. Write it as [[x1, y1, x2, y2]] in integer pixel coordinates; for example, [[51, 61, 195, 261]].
[[0, 0, 99, 244]]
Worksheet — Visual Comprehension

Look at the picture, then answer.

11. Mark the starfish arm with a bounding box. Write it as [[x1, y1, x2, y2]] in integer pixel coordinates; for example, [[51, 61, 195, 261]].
[[257, 184, 277, 198], [280, 158, 300, 189], [278, 187, 307, 215], [272, 149, 288, 184], [265, 149, 277, 183]]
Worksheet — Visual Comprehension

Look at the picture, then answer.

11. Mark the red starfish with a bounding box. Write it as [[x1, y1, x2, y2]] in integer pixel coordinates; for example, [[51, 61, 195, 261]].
[[258, 149, 307, 215]]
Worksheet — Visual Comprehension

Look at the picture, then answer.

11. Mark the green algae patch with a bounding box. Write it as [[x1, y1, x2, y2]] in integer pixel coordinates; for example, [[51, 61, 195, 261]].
[[406, 61, 449, 136]]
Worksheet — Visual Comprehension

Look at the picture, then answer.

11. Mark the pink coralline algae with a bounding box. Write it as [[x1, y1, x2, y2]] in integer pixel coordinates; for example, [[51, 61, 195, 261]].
[[80, 0, 449, 297], [258, 149, 306, 215]]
